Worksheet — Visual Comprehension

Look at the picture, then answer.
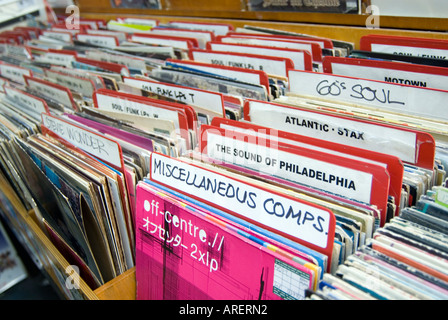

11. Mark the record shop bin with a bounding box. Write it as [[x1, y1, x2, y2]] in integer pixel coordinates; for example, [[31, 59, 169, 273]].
[[0, 171, 136, 300]]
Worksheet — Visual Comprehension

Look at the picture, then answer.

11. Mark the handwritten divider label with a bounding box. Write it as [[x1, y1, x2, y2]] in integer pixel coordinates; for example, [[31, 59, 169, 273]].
[[191, 50, 290, 78], [25, 76, 76, 110], [167, 60, 266, 89], [0, 63, 31, 85], [220, 36, 320, 59], [41, 31, 72, 43], [4, 86, 49, 114], [205, 130, 374, 204], [35, 52, 75, 67], [41, 113, 123, 169], [326, 60, 448, 91], [150, 153, 334, 251], [170, 21, 231, 36], [246, 100, 417, 164], [208, 42, 309, 70], [370, 44, 448, 60], [94, 91, 182, 134], [45, 69, 95, 98], [288, 70, 448, 122], [85, 51, 147, 72], [76, 34, 118, 48], [130, 35, 191, 50], [123, 77, 225, 116]]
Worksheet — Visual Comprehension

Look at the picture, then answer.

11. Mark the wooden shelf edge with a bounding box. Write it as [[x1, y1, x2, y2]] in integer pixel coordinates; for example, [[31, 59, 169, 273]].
[[75, 13, 448, 49], [93, 267, 136, 300], [71, 4, 448, 31]]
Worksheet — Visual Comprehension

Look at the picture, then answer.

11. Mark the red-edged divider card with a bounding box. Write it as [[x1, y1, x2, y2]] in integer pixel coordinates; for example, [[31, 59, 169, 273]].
[[150, 27, 215, 49], [166, 59, 271, 96], [93, 89, 194, 149], [24, 75, 79, 112], [169, 20, 234, 36], [206, 41, 313, 71], [44, 68, 96, 98], [3, 85, 50, 115], [190, 49, 295, 78], [122, 76, 226, 120], [225, 32, 334, 49], [130, 33, 198, 50], [243, 99, 436, 172], [199, 125, 391, 227], [116, 17, 159, 27], [32, 48, 77, 67], [288, 69, 448, 122], [322, 56, 448, 91], [75, 33, 120, 48], [41, 113, 126, 172], [41, 30, 73, 44], [211, 117, 404, 217], [0, 61, 32, 85], [40, 112, 132, 233], [75, 57, 130, 76], [360, 34, 448, 60], [215, 35, 323, 62], [149, 152, 337, 271]]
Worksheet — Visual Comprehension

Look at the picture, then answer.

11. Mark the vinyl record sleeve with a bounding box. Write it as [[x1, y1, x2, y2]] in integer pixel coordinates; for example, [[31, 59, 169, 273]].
[[135, 181, 316, 300]]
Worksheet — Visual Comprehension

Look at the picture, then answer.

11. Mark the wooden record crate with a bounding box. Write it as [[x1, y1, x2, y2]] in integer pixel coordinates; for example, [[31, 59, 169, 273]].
[[0, 172, 136, 300]]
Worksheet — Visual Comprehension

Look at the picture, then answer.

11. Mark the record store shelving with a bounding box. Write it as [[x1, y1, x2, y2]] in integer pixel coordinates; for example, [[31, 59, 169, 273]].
[[0, 0, 447, 300]]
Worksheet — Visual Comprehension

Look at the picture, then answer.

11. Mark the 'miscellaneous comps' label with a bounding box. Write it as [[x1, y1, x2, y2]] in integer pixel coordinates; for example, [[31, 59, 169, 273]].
[[150, 153, 335, 251]]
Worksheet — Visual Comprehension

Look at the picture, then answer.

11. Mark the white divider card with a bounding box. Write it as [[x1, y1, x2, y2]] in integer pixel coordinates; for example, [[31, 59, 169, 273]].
[[122, 76, 226, 118], [225, 32, 334, 50], [51, 27, 81, 35], [86, 29, 128, 43], [191, 49, 294, 78], [41, 113, 124, 170], [149, 152, 336, 268], [45, 69, 96, 98], [41, 31, 73, 43], [217, 36, 323, 62], [169, 21, 234, 36], [130, 34, 194, 50], [323, 56, 448, 91], [75, 34, 119, 48], [244, 99, 436, 171], [150, 27, 214, 49], [0, 62, 32, 85], [4, 85, 50, 114], [200, 126, 391, 222], [24, 76, 78, 112], [117, 17, 159, 27], [85, 50, 147, 74], [360, 35, 448, 60], [211, 117, 405, 217], [0, 44, 32, 59], [288, 69, 448, 122], [207, 42, 313, 71], [35, 51, 76, 67], [166, 59, 271, 94], [93, 90, 185, 134]]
